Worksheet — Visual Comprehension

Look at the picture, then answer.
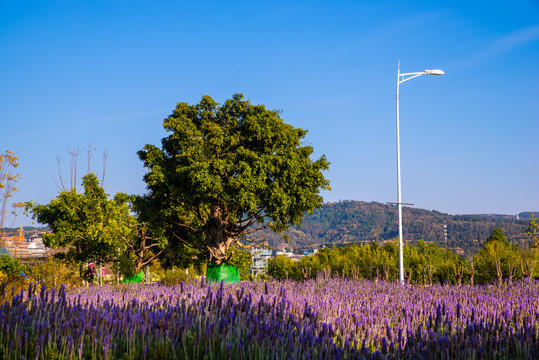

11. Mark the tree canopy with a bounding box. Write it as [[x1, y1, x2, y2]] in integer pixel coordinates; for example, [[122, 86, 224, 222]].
[[527, 213, 538, 248], [25, 173, 134, 267], [474, 227, 521, 285], [267, 230, 538, 285], [137, 94, 330, 265]]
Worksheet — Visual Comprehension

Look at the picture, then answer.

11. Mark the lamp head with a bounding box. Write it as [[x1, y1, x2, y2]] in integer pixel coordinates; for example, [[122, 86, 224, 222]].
[[424, 69, 444, 75]]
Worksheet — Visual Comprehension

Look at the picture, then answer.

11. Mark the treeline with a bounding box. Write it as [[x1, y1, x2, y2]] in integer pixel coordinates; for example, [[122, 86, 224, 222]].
[[268, 227, 539, 285], [265, 201, 533, 256]]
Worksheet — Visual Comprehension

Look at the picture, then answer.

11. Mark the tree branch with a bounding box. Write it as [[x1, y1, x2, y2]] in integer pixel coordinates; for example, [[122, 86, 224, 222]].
[[233, 237, 266, 249], [161, 215, 203, 232]]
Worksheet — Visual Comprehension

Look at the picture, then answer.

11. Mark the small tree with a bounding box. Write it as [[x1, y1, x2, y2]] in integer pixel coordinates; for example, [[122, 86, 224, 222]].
[[267, 255, 296, 280], [453, 263, 465, 286], [473, 227, 521, 285], [25, 173, 135, 277], [0, 150, 22, 234], [138, 94, 330, 278], [527, 213, 538, 248]]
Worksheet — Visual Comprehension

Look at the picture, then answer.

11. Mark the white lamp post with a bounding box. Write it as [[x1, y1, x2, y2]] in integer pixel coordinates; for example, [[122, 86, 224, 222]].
[[395, 62, 443, 284]]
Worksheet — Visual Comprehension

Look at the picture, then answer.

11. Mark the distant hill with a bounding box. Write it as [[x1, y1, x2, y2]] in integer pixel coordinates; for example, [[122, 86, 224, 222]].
[[265, 201, 533, 257], [518, 212, 537, 220], [475, 212, 537, 221], [1, 226, 48, 233]]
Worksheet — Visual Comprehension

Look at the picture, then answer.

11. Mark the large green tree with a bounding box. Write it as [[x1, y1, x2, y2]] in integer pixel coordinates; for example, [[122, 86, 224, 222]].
[[137, 94, 330, 267], [25, 173, 135, 275]]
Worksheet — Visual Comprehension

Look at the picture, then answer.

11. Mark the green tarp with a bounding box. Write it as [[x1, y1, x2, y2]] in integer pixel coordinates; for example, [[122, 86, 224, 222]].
[[206, 264, 240, 284], [121, 270, 145, 284]]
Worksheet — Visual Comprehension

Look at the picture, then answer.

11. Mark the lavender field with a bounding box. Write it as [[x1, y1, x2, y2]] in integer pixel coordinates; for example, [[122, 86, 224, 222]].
[[1, 276, 539, 359]]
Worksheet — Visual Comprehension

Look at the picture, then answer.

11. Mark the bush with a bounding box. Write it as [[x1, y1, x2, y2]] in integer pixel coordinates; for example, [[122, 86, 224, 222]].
[[0, 254, 26, 276], [160, 267, 199, 286], [0, 270, 38, 305], [228, 246, 252, 280], [268, 255, 297, 280], [26, 258, 81, 288]]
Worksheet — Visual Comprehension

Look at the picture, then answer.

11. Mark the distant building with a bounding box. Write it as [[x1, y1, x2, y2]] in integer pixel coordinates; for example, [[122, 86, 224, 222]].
[[0, 227, 50, 260], [249, 248, 272, 276]]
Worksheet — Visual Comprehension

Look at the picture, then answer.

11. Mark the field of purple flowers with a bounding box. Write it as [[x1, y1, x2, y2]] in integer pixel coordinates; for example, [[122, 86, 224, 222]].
[[1, 275, 539, 359]]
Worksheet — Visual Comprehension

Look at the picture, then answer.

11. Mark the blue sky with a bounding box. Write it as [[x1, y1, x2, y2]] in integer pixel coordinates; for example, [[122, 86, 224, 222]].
[[1, 0, 538, 227]]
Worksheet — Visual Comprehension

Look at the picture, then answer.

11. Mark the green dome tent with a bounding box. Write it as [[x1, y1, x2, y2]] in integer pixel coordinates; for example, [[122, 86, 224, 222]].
[[206, 264, 240, 284], [121, 270, 145, 284]]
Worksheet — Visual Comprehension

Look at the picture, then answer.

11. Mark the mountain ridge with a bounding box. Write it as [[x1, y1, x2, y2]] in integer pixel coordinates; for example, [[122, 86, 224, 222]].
[[265, 201, 534, 257]]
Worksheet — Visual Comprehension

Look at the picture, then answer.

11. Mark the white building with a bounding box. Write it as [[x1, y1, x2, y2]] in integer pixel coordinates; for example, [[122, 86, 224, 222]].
[[249, 248, 272, 276]]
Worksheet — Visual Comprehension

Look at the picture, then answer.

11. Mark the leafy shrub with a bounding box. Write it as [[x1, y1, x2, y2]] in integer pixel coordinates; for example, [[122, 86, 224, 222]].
[[227, 245, 252, 280], [0, 254, 26, 276], [26, 257, 81, 288], [160, 267, 199, 286], [0, 271, 38, 305]]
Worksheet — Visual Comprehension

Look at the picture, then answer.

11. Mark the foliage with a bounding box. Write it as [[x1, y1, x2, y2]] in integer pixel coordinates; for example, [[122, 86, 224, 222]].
[[2, 279, 539, 359], [527, 213, 538, 248], [159, 267, 200, 286], [0, 271, 38, 305], [26, 258, 81, 288], [268, 228, 534, 286], [0, 254, 26, 276], [145, 258, 166, 283], [269, 240, 468, 284], [117, 222, 169, 277], [137, 94, 330, 266], [227, 245, 252, 280], [484, 226, 510, 246], [25, 173, 135, 272], [116, 252, 138, 278], [473, 227, 521, 285], [267, 255, 297, 280]]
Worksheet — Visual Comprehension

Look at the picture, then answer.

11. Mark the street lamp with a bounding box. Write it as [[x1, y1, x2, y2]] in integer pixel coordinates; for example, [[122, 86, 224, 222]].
[[395, 62, 444, 284]]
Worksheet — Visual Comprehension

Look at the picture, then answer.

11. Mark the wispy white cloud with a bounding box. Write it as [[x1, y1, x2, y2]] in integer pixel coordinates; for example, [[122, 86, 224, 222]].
[[451, 24, 539, 69]]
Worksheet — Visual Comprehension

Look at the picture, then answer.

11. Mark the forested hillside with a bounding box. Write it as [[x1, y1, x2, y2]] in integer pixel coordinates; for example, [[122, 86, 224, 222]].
[[266, 201, 534, 256]]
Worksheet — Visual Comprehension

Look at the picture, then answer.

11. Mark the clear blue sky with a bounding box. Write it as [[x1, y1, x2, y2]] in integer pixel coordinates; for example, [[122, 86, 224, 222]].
[[1, 0, 538, 227]]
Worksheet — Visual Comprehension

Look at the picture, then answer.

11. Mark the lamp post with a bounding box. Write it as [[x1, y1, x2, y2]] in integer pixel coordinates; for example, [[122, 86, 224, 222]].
[[395, 62, 443, 284]]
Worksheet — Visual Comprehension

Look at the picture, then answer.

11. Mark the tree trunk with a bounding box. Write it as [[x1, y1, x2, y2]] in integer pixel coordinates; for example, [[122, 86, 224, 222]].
[[206, 205, 234, 265], [404, 266, 412, 285], [507, 262, 516, 285], [520, 259, 533, 284], [453, 263, 463, 286], [495, 260, 502, 286], [382, 265, 390, 281], [134, 255, 144, 275]]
